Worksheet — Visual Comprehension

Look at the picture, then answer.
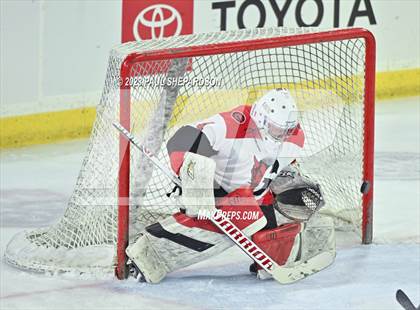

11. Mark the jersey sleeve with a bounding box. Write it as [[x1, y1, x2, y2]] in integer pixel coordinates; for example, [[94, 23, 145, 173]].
[[193, 114, 226, 152], [166, 114, 225, 175]]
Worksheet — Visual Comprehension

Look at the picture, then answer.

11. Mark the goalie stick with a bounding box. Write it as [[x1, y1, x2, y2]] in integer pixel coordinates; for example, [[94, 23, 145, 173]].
[[113, 122, 334, 284], [396, 289, 419, 310]]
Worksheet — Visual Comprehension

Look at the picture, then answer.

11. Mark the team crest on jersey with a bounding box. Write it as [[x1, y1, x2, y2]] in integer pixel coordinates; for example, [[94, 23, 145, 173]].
[[187, 160, 195, 180], [231, 111, 246, 124]]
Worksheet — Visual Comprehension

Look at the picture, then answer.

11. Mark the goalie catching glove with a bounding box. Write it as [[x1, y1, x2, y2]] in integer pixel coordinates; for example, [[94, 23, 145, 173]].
[[270, 165, 325, 222], [249, 166, 334, 281]]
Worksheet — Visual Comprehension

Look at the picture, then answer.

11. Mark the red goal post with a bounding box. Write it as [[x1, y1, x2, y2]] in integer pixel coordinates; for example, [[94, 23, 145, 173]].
[[116, 28, 376, 279]]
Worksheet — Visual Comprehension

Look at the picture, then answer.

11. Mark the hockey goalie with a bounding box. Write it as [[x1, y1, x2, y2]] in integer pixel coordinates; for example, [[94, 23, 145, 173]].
[[126, 88, 336, 283]]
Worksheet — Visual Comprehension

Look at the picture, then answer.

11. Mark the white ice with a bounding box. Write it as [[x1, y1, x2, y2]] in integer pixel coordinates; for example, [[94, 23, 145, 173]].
[[0, 97, 419, 310]]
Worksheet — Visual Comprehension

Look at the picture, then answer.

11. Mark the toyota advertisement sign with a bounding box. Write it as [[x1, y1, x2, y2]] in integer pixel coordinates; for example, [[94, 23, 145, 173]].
[[120, 0, 379, 76], [122, 0, 193, 42], [122, 0, 378, 44]]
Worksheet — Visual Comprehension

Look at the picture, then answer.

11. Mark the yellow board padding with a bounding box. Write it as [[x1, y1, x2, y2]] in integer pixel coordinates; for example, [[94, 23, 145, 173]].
[[246, 76, 363, 106], [1, 68, 419, 149], [169, 89, 250, 127], [376, 68, 420, 100], [0, 107, 96, 149]]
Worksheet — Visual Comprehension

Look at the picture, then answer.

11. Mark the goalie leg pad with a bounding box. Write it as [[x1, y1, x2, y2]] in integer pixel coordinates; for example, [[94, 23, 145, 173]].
[[270, 215, 336, 283], [125, 233, 169, 284], [252, 223, 302, 266], [126, 188, 268, 283], [126, 215, 234, 283], [299, 214, 336, 265], [252, 214, 336, 281], [251, 223, 302, 280]]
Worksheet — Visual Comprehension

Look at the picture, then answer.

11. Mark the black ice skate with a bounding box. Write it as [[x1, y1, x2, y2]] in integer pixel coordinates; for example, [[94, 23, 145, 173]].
[[127, 259, 146, 282]]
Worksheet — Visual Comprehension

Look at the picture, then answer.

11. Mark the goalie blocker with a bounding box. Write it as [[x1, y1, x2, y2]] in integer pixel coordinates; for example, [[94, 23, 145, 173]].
[[126, 153, 335, 283]]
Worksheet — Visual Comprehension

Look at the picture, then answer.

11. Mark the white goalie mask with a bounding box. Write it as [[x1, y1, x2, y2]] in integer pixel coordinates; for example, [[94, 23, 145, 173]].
[[250, 89, 299, 153]]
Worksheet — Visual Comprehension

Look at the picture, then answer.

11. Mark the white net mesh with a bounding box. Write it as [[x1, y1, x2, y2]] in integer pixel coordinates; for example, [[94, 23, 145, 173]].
[[5, 27, 369, 274]]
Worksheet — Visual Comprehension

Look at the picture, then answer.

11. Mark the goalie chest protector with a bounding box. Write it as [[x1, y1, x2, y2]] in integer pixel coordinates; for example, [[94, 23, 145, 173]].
[[193, 105, 304, 195]]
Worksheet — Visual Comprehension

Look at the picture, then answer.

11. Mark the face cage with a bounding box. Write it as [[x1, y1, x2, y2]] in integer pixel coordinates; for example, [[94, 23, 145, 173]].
[[267, 122, 297, 142]]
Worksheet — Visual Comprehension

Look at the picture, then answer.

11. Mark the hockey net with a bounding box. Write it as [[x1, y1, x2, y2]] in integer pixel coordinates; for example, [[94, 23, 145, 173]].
[[5, 27, 375, 277]]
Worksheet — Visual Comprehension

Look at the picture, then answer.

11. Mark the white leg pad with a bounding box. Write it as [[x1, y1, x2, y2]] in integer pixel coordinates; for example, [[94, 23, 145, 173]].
[[299, 214, 336, 264], [125, 234, 169, 284], [126, 212, 267, 283]]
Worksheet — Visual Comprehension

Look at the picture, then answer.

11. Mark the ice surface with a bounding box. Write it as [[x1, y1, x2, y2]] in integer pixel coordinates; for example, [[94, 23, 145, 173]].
[[1, 97, 419, 309]]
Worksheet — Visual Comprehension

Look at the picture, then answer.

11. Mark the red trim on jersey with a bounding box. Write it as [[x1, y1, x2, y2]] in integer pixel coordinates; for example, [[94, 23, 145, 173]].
[[219, 105, 262, 139], [169, 151, 185, 175], [251, 156, 268, 188], [285, 126, 305, 148], [173, 187, 264, 233]]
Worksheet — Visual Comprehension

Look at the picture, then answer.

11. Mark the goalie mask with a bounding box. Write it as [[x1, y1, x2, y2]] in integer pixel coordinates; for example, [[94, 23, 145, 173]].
[[250, 89, 299, 154]]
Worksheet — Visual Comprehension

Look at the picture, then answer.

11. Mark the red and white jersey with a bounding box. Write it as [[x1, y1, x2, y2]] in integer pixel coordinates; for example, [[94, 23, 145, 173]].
[[192, 105, 304, 198]]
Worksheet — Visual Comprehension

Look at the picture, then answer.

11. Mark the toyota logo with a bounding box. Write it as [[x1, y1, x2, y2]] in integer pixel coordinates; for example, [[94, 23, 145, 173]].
[[133, 4, 183, 41]]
